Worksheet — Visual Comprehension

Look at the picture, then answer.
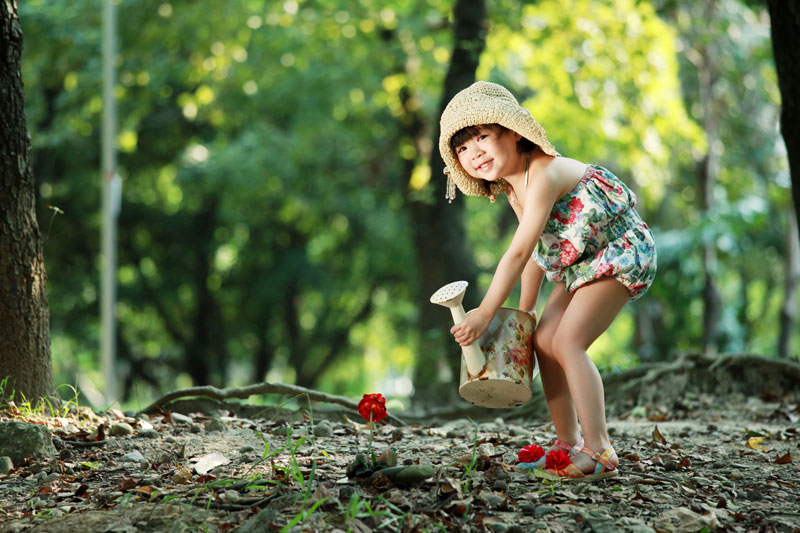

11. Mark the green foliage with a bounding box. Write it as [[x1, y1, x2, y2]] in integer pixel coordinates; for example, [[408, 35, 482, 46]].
[[17, 0, 797, 407]]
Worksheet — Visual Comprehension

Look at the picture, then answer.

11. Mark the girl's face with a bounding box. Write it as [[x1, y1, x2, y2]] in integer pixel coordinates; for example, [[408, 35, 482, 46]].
[[454, 126, 523, 182]]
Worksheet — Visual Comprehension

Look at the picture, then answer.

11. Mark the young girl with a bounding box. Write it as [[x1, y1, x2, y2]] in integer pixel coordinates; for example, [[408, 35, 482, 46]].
[[440, 81, 657, 480]]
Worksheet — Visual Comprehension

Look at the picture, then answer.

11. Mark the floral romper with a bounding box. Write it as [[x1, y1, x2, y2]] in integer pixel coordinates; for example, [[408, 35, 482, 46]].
[[532, 164, 657, 300]]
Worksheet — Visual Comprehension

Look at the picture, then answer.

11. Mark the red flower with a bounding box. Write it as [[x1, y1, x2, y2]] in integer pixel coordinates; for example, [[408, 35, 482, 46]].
[[545, 448, 572, 470], [358, 393, 388, 422], [516, 444, 544, 464], [558, 239, 579, 265], [553, 197, 584, 225]]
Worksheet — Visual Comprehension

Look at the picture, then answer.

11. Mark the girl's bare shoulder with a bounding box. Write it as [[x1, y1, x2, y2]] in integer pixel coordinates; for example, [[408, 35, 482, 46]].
[[545, 157, 587, 195]]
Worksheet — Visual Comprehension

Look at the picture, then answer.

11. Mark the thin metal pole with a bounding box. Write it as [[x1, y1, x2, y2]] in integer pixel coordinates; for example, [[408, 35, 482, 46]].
[[101, 0, 119, 405]]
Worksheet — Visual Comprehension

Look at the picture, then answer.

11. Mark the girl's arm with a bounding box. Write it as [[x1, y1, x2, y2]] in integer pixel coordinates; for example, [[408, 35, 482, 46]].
[[511, 194, 545, 319], [451, 158, 585, 346]]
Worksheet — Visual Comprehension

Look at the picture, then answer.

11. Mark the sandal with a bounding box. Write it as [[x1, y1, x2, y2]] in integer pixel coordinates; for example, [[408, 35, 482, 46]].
[[514, 438, 584, 471], [544, 446, 618, 482]]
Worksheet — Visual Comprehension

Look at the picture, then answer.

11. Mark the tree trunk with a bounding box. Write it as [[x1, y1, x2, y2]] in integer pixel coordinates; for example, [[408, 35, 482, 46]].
[[778, 207, 799, 358], [0, 0, 56, 402], [411, 0, 487, 404], [766, 0, 800, 237], [698, 0, 722, 353]]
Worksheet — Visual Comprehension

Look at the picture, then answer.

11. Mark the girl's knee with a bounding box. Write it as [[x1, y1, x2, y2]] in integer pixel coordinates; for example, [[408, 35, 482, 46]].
[[533, 328, 554, 358], [550, 330, 583, 363]]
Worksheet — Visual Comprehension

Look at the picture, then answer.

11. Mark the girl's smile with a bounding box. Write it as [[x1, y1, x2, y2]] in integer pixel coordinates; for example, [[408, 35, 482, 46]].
[[455, 126, 524, 182]]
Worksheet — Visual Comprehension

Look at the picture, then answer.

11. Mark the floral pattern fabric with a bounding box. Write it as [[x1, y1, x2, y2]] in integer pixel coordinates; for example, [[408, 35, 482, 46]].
[[532, 165, 657, 300]]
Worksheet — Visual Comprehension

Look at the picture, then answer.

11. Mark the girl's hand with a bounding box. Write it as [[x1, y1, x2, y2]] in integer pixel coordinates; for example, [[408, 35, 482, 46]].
[[450, 310, 492, 346]]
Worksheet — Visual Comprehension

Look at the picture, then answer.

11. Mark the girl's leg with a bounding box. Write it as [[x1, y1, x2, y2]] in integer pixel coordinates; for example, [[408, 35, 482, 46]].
[[533, 283, 581, 448], [551, 277, 629, 473]]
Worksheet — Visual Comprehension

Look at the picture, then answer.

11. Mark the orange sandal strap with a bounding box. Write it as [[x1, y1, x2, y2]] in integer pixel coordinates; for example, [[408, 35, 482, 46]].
[[554, 438, 584, 455], [579, 447, 618, 474]]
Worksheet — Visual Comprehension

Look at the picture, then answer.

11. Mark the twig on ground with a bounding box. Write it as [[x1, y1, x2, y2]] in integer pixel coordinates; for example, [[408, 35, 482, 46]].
[[60, 439, 108, 448]]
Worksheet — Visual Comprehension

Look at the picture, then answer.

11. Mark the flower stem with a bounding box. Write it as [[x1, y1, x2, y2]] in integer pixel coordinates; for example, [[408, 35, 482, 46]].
[[367, 411, 374, 468]]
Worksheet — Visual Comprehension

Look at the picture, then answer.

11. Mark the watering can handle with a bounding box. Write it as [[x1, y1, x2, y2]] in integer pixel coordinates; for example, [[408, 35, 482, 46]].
[[449, 306, 486, 375]]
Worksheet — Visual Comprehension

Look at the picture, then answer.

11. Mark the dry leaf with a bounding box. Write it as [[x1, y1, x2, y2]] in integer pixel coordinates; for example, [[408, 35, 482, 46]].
[[172, 466, 192, 484], [653, 425, 666, 443], [746, 436, 767, 450], [776, 451, 792, 464]]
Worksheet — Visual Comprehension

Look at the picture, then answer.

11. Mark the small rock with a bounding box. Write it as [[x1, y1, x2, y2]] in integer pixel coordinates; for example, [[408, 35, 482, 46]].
[[519, 502, 536, 515], [171, 413, 193, 424], [313, 420, 333, 438], [120, 450, 145, 463], [239, 445, 256, 454], [376, 448, 398, 467], [0, 421, 57, 463], [110, 423, 134, 436], [391, 429, 404, 441], [124, 410, 137, 418], [535, 505, 558, 516], [190, 424, 202, 434], [478, 443, 496, 457], [486, 522, 509, 533], [492, 480, 508, 491], [729, 471, 745, 480], [494, 469, 510, 481], [746, 489, 763, 501], [402, 458, 414, 466], [221, 489, 241, 502], [481, 492, 505, 509], [0, 456, 13, 475], [204, 418, 227, 433], [137, 428, 159, 439], [41, 472, 59, 483]]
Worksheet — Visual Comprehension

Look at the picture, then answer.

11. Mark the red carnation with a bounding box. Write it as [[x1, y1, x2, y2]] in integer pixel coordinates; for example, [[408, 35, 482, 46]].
[[358, 393, 387, 423], [545, 448, 572, 470], [516, 444, 545, 464]]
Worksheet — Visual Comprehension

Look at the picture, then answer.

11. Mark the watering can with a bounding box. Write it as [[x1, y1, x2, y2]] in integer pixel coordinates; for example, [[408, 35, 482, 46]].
[[430, 281, 538, 408]]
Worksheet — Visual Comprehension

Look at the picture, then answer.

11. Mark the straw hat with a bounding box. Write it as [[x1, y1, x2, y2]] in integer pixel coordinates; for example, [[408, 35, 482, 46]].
[[439, 81, 559, 202]]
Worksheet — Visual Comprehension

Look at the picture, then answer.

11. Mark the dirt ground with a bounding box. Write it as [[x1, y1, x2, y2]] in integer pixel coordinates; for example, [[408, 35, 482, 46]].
[[1, 355, 799, 532]]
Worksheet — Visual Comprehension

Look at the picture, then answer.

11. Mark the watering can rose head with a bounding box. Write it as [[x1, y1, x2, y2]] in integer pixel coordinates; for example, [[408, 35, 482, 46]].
[[358, 393, 388, 422]]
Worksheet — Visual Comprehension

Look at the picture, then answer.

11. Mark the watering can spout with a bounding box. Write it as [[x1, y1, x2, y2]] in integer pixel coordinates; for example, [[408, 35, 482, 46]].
[[430, 281, 486, 375]]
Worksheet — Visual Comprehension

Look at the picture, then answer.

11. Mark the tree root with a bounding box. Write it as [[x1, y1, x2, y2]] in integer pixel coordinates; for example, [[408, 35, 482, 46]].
[[139, 381, 407, 426]]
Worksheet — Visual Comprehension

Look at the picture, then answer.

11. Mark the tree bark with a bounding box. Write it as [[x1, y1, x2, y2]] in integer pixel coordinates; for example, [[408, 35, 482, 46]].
[[697, 0, 722, 353], [0, 0, 56, 402], [766, 0, 800, 237], [778, 207, 799, 358], [411, 0, 487, 404]]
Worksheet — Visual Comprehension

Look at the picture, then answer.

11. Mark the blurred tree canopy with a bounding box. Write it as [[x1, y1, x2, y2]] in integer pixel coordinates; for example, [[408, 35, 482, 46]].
[[18, 0, 794, 408]]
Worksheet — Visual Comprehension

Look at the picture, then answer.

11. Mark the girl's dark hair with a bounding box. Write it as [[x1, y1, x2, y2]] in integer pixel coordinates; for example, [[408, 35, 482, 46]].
[[450, 124, 537, 155]]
